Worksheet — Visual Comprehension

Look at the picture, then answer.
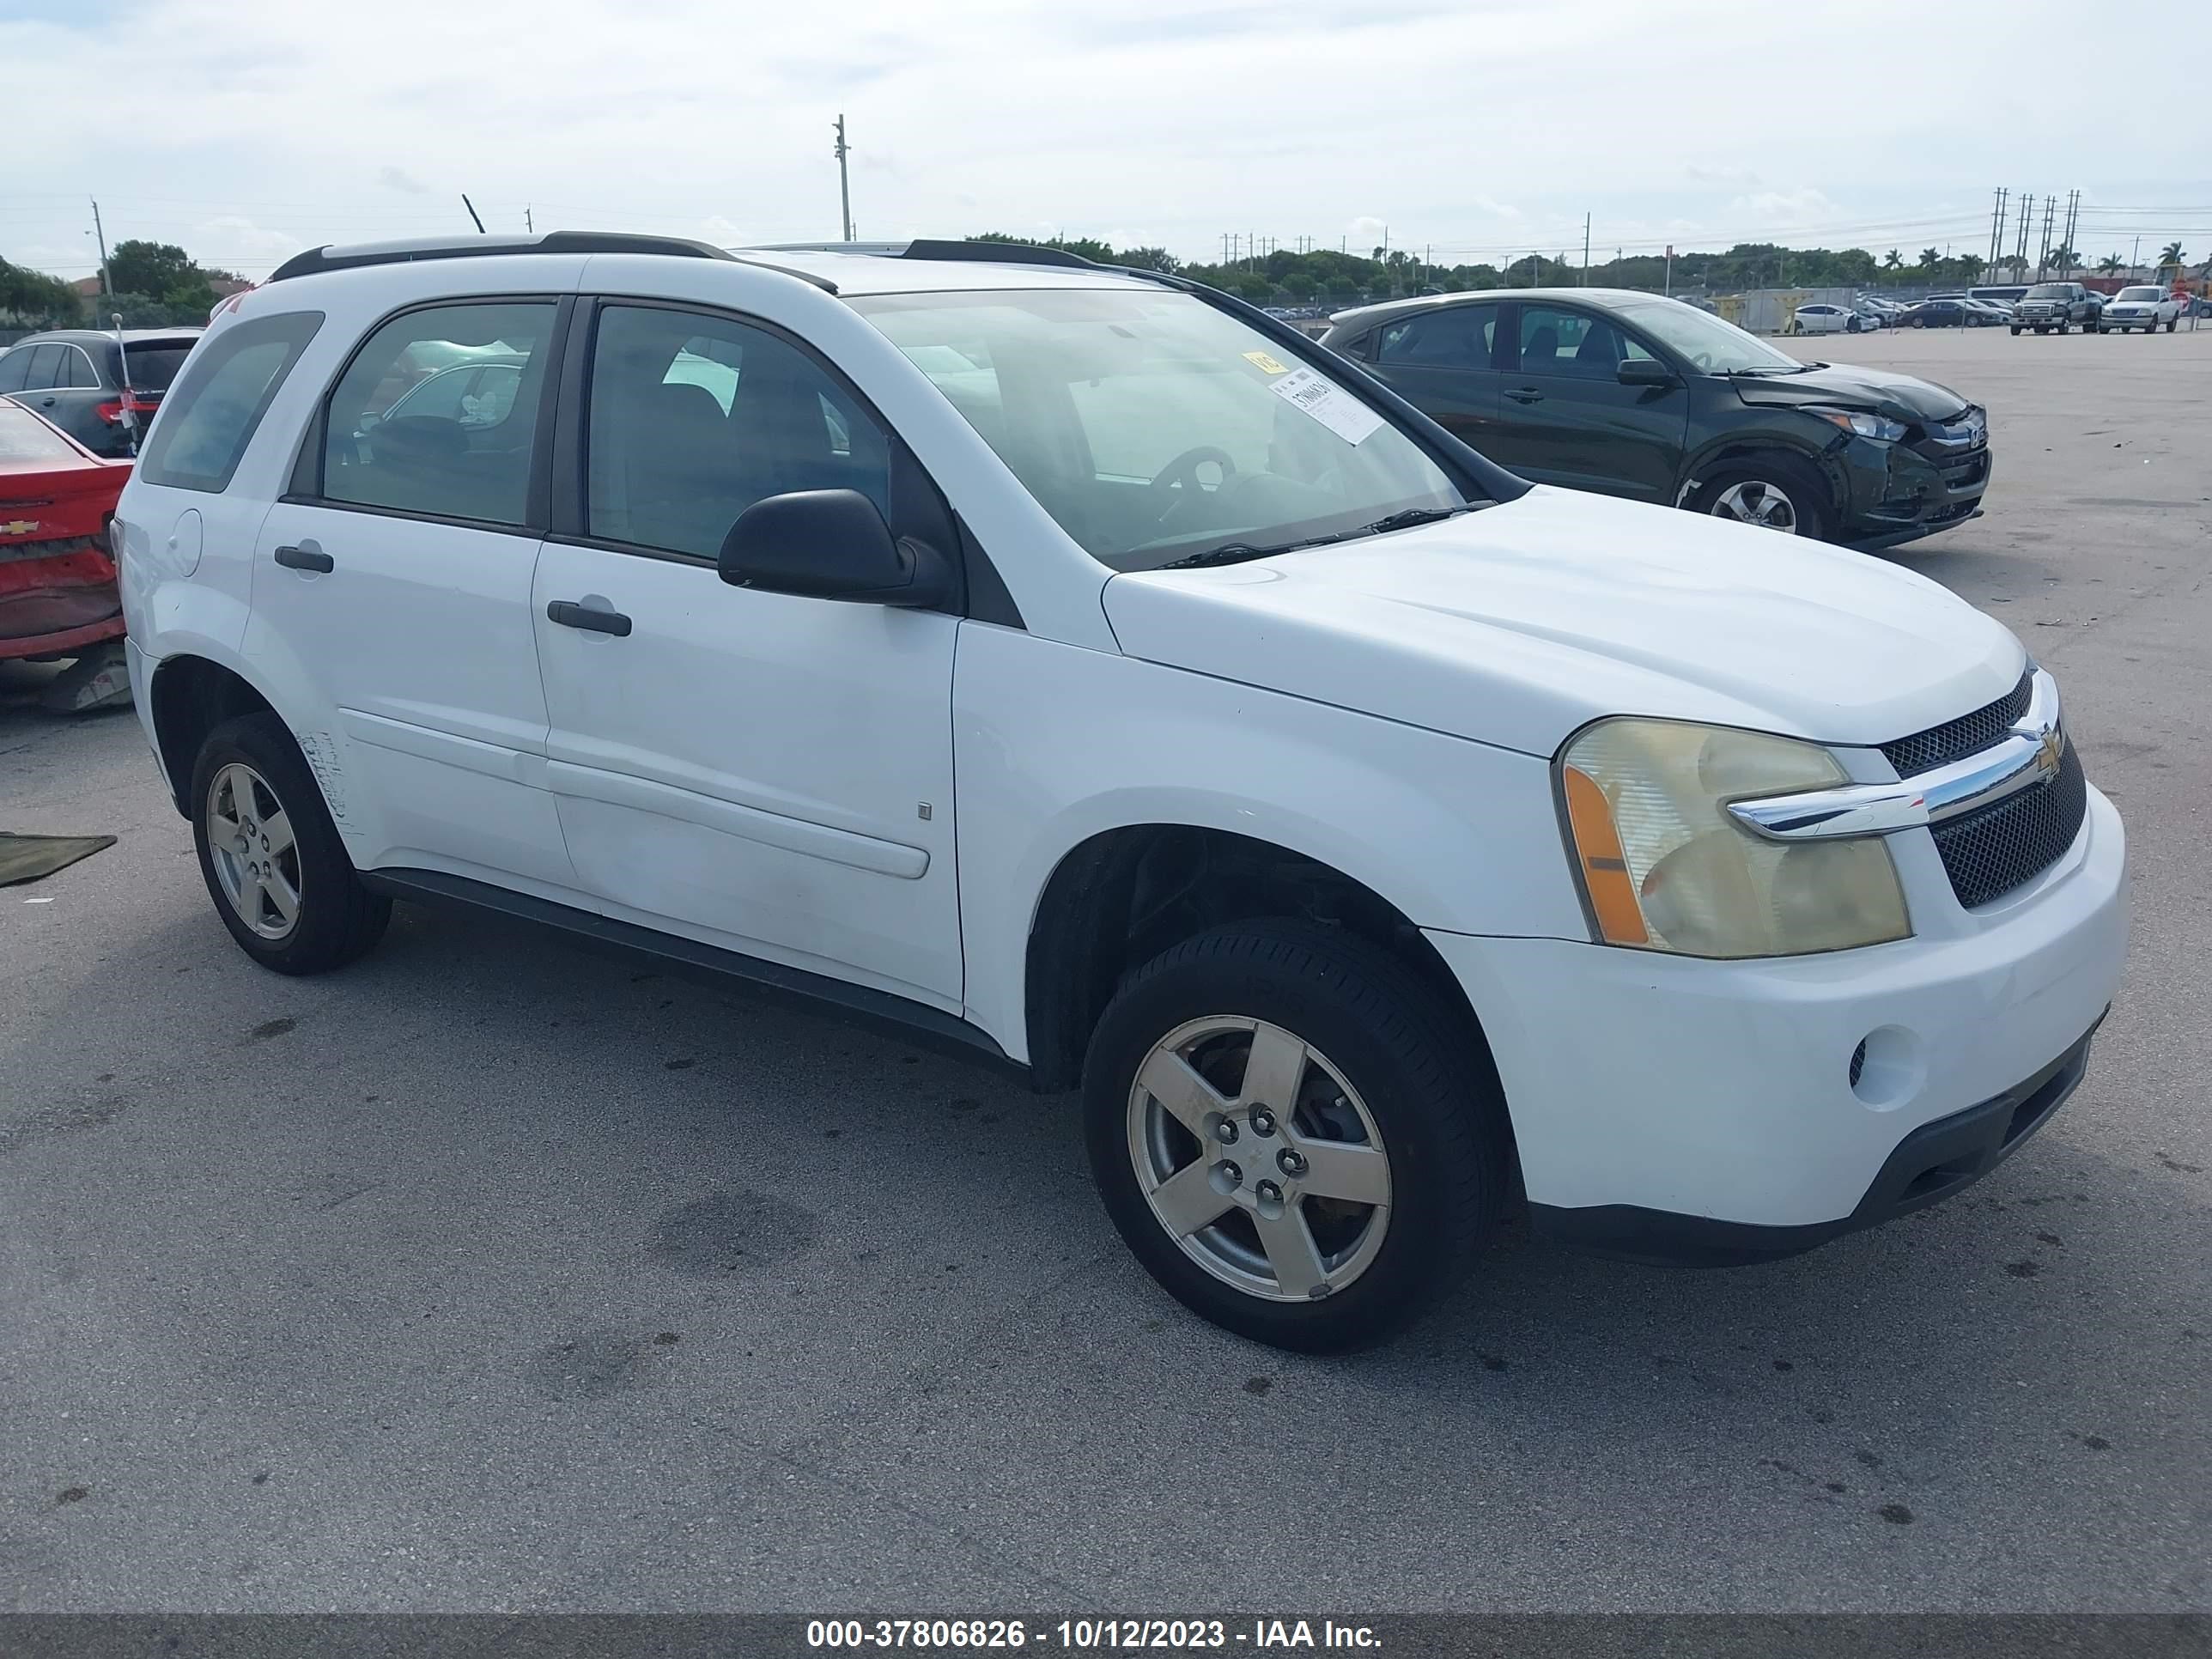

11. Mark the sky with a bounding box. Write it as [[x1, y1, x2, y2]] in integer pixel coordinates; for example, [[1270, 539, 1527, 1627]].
[[3, 0, 2207, 284]]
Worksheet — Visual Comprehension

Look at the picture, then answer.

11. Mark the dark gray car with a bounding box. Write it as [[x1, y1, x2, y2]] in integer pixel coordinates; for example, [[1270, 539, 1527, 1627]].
[[0, 328, 203, 457]]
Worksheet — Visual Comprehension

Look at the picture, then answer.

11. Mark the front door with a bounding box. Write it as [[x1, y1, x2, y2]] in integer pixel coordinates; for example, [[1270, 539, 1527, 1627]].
[[247, 297, 575, 890], [531, 300, 964, 1006], [1481, 302, 1689, 502], [1361, 301, 1503, 458]]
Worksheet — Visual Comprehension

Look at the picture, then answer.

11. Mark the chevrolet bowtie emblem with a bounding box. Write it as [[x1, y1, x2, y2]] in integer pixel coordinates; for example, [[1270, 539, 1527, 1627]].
[[2, 520, 38, 536], [2035, 726, 2064, 777]]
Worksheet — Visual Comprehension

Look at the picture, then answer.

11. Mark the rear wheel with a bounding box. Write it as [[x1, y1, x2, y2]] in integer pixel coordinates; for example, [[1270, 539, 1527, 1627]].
[[1687, 453, 1832, 540], [1084, 921, 1510, 1352], [191, 712, 391, 975], [2010, 325, 2022, 336]]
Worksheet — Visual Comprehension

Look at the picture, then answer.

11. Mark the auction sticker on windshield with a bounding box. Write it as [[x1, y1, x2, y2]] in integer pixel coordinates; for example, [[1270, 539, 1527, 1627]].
[[1242, 349, 1291, 374], [1270, 366, 1384, 445]]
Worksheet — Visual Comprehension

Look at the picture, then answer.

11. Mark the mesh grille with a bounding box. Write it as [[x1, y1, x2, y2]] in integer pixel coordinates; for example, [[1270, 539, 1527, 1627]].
[[1881, 672, 2034, 777], [1929, 743, 2087, 908]]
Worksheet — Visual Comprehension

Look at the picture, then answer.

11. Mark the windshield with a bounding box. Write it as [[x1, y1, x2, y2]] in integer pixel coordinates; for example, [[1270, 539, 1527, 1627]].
[[2116, 287, 2161, 301], [1610, 300, 1803, 374], [848, 287, 1469, 572]]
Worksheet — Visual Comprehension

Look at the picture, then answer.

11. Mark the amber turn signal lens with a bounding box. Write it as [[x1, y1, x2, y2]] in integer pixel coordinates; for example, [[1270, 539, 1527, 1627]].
[[1563, 763, 1649, 946]]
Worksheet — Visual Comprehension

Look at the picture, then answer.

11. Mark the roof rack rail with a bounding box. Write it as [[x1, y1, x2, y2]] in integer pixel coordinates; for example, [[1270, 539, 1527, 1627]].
[[265, 232, 736, 284], [749, 239, 1105, 272]]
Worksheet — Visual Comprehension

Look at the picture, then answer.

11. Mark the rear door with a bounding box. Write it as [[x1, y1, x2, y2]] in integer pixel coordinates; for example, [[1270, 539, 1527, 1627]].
[[248, 297, 578, 890], [1482, 302, 1689, 501], [1359, 303, 1503, 456]]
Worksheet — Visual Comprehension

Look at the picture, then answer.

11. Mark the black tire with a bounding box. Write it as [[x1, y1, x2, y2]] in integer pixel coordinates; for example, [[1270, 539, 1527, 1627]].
[[2166, 318, 2178, 332], [190, 711, 391, 975], [2010, 325, 2021, 336], [1082, 921, 1511, 1352], [1686, 452, 1832, 541]]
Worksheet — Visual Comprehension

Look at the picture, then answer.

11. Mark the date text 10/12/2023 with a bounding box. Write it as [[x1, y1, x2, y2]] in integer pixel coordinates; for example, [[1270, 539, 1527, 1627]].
[[805, 1619, 1382, 1650]]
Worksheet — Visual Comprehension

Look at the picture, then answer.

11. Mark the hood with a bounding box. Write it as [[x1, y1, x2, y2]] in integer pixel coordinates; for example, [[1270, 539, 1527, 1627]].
[[1729, 362, 1970, 422], [1103, 486, 2025, 759]]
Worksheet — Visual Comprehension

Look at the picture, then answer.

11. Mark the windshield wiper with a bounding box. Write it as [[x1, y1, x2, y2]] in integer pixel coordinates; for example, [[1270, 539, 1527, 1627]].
[[1157, 505, 1480, 571], [1157, 541, 1305, 570]]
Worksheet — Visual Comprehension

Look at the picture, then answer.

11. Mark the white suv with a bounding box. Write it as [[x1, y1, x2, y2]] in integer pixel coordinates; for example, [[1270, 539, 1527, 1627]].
[[117, 234, 2128, 1351]]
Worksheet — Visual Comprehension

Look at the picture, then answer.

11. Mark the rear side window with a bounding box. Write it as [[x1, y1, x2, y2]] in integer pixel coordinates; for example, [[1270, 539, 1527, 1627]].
[[137, 313, 323, 494], [319, 301, 554, 527], [21, 344, 67, 390], [55, 348, 100, 389], [1376, 305, 1498, 368]]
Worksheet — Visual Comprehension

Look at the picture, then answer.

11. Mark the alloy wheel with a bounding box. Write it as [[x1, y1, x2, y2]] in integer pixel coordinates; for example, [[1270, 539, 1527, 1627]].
[[206, 762, 302, 940], [1126, 1016, 1392, 1302], [1711, 479, 1802, 533]]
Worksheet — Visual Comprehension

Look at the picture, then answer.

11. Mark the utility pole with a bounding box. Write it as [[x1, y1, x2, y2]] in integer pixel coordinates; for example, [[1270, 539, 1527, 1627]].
[[2014, 188, 2033, 276], [833, 115, 854, 242], [88, 198, 111, 296], [1582, 211, 1591, 285], [2036, 195, 2055, 278], [525, 205, 534, 234], [2131, 234, 2141, 272], [1989, 187, 2006, 270], [2061, 188, 2080, 277]]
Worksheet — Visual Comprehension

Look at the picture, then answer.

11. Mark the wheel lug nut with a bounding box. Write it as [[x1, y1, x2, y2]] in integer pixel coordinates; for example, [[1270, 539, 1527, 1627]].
[[1249, 1108, 1276, 1137], [1255, 1179, 1283, 1204], [1277, 1148, 1307, 1178], [1209, 1159, 1243, 1193], [1215, 1119, 1238, 1146]]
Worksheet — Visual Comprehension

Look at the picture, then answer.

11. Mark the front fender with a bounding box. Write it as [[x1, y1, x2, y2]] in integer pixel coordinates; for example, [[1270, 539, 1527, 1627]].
[[951, 626, 1582, 1060]]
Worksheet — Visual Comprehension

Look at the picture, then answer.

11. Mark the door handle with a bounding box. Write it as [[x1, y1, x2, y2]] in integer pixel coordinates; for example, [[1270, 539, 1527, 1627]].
[[546, 599, 633, 637], [273, 543, 334, 573], [1505, 388, 1545, 404]]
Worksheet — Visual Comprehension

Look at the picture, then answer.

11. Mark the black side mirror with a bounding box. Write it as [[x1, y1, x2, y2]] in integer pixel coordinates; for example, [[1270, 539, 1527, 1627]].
[[1616, 358, 1677, 387], [718, 489, 953, 608]]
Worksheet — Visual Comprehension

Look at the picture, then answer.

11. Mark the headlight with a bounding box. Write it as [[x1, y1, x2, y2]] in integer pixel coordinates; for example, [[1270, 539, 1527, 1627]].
[[1558, 719, 1911, 958], [1813, 409, 1907, 443]]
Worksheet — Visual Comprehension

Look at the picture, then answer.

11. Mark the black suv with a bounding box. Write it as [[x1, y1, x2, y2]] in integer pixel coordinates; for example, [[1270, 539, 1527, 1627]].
[[1321, 289, 1990, 549], [2008, 283, 2101, 335], [0, 328, 203, 457]]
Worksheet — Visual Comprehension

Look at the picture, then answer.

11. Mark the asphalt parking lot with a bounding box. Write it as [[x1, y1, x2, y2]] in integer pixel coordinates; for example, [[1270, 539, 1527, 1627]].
[[2, 325, 2207, 1615]]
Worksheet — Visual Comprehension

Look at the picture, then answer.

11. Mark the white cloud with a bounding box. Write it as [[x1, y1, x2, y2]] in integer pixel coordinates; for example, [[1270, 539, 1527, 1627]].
[[0, 0, 2202, 278]]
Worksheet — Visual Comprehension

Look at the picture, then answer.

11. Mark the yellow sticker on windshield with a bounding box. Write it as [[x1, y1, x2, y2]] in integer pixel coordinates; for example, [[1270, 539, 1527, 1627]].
[[1243, 349, 1291, 374]]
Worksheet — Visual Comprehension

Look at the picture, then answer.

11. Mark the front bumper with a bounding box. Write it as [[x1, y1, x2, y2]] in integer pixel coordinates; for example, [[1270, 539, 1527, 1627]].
[[1425, 783, 2127, 1237], [1835, 429, 1990, 547]]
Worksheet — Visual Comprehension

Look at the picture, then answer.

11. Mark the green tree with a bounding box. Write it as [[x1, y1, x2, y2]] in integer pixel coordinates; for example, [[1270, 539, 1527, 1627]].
[[2096, 253, 2124, 274], [106, 240, 196, 299], [1882, 250, 1903, 271], [2158, 241, 2187, 271], [0, 257, 82, 326]]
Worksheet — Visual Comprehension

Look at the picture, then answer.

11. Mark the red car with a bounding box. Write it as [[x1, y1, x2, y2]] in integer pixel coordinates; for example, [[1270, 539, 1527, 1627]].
[[1, 398, 132, 709]]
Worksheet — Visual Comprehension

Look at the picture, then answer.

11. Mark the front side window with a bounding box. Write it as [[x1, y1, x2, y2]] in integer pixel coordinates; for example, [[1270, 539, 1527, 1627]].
[[1516, 305, 1640, 379], [852, 287, 1469, 573], [320, 301, 553, 526], [1610, 300, 1806, 374], [585, 304, 890, 560], [1375, 304, 1498, 368], [138, 311, 323, 494]]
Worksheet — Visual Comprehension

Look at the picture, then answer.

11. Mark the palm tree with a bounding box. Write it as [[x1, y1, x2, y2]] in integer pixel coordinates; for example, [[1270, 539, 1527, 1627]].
[[1882, 249, 1902, 271], [2158, 241, 2187, 272], [1917, 247, 1942, 271], [2096, 253, 2124, 275]]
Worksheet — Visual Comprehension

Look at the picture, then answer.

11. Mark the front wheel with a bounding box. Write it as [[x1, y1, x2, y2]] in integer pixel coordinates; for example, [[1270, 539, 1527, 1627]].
[[1686, 453, 1832, 540], [1084, 922, 1510, 1352], [2010, 325, 2022, 336], [191, 712, 391, 975]]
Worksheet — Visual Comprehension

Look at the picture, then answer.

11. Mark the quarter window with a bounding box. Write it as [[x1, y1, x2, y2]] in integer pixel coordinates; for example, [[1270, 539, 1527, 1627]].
[[319, 301, 554, 526], [584, 305, 890, 560], [138, 312, 324, 494]]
